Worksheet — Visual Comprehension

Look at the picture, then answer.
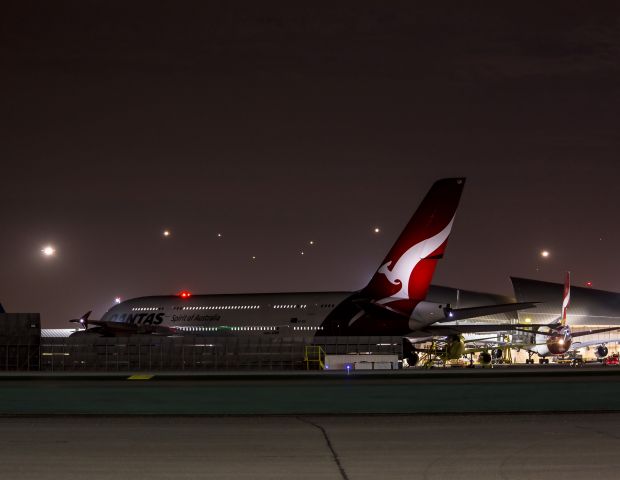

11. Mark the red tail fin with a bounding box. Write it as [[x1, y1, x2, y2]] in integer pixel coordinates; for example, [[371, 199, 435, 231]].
[[561, 272, 570, 325], [362, 178, 465, 314]]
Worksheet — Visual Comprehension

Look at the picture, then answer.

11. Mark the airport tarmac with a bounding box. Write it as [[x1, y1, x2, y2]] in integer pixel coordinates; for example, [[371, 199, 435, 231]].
[[2, 366, 620, 415], [1, 414, 619, 479]]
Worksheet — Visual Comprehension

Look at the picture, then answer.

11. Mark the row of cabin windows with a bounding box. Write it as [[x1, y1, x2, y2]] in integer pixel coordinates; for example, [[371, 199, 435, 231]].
[[230, 326, 277, 331], [177, 327, 218, 332], [176, 325, 323, 332], [133, 304, 334, 312], [176, 326, 277, 332], [177, 305, 261, 311]]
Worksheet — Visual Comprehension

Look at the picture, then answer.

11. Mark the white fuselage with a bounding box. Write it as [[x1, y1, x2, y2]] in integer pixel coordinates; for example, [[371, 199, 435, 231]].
[[101, 292, 351, 339], [529, 337, 552, 357]]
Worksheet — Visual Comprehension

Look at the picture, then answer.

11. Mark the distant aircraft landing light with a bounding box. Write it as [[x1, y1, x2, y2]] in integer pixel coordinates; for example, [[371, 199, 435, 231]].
[[163, 230, 171, 237], [114, 297, 122, 304], [541, 250, 550, 258], [41, 245, 56, 257], [374, 227, 381, 234]]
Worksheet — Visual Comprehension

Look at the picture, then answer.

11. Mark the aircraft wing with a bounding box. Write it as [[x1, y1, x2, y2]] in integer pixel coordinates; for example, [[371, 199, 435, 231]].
[[441, 302, 539, 322], [571, 327, 620, 338], [526, 326, 620, 338], [570, 338, 620, 350], [72, 318, 176, 336], [408, 324, 551, 338], [355, 298, 539, 323], [407, 335, 500, 346]]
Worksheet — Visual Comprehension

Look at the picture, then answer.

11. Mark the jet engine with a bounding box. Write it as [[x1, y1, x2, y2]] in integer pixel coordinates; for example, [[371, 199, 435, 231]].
[[596, 345, 609, 358], [402, 339, 419, 367], [479, 352, 492, 364], [492, 348, 503, 359], [405, 352, 420, 367]]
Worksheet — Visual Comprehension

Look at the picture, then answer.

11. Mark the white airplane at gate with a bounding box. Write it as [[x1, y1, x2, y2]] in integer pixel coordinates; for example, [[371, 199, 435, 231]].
[[519, 273, 620, 363]]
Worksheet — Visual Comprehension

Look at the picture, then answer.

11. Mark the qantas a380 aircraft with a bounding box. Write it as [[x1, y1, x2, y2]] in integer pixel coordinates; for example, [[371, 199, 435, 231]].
[[71, 178, 541, 339], [520, 272, 620, 363]]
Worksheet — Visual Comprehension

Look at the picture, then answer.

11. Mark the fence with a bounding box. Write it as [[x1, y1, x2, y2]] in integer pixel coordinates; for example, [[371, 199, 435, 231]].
[[0, 335, 403, 372]]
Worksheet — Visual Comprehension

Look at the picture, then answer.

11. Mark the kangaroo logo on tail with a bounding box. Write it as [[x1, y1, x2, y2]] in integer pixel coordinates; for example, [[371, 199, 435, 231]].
[[362, 178, 465, 315], [376, 216, 455, 303]]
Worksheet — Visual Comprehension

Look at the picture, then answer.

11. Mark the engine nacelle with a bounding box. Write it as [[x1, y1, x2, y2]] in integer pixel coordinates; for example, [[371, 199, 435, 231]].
[[596, 345, 609, 358], [402, 338, 420, 367], [492, 348, 503, 359], [405, 352, 420, 367], [479, 352, 492, 364], [409, 301, 447, 328]]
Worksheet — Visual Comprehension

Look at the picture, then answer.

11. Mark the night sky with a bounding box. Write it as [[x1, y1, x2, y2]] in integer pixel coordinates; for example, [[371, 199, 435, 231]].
[[2, 2, 619, 327]]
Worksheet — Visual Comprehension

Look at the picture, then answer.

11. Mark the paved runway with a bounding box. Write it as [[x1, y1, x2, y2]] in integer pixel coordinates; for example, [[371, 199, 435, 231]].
[[1, 414, 620, 479]]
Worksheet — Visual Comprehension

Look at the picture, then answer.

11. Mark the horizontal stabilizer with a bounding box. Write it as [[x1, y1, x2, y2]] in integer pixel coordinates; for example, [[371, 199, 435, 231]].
[[441, 302, 538, 322], [352, 298, 413, 320], [568, 326, 620, 338], [409, 323, 555, 338], [572, 338, 620, 349]]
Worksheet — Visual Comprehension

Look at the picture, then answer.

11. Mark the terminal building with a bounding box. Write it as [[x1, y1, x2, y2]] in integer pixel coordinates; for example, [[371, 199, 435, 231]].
[[0, 304, 40, 370], [3, 279, 620, 371]]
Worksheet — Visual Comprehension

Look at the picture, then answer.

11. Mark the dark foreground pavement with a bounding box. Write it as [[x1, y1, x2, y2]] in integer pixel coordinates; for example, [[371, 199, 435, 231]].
[[1, 414, 619, 480], [1, 367, 620, 414]]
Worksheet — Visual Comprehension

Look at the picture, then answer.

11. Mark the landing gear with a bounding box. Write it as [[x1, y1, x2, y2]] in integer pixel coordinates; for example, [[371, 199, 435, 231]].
[[538, 358, 549, 364], [525, 352, 535, 364]]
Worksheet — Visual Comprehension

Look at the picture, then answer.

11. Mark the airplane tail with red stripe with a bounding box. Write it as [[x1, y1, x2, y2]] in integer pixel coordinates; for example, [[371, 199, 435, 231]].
[[361, 177, 465, 315], [561, 271, 571, 326]]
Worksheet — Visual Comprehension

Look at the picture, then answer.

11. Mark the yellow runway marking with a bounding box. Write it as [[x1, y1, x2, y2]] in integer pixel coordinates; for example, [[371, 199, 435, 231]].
[[127, 375, 154, 380]]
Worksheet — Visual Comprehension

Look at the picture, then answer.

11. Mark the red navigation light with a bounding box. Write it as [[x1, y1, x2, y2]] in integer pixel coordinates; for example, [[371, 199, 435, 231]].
[[585, 281, 593, 288], [179, 291, 192, 299]]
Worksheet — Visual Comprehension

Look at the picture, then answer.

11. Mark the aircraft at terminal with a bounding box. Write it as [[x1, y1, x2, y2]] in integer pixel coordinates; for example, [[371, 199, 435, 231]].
[[70, 178, 542, 340]]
